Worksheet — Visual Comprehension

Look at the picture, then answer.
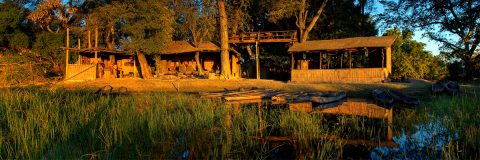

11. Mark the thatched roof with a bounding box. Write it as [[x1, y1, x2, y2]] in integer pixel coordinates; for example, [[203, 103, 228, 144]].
[[288, 36, 397, 52], [159, 41, 220, 54]]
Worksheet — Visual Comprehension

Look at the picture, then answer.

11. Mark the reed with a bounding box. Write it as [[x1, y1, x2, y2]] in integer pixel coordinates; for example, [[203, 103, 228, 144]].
[[1, 86, 478, 159]]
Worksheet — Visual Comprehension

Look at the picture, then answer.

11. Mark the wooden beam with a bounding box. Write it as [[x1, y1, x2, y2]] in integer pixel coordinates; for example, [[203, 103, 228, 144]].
[[327, 55, 330, 69], [65, 28, 69, 80], [256, 41, 260, 79], [134, 53, 137, 78], [387, 108, 393, 141], [349, 51, 352, 69], [95, 27, 98, 63], [78, 38, 81, 64], [291, 53, 294, 70], [88, 30, 91, 49], [319, 52, 322, 69], [340, 53, 343, 69], [386, 47, 392, 75], [381, 48, 385, 68]]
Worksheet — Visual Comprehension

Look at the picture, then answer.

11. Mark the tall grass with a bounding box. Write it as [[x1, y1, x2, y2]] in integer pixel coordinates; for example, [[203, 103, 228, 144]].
[[2, 87, 477, 159], [393, 92, 480, 159], [0, 87, 352, 159], [0, 88, 230, 159]]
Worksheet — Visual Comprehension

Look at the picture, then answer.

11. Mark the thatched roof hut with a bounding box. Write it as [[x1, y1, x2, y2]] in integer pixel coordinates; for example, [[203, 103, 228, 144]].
[[159, 41, 220, 54], [288, 36, 397, 83]]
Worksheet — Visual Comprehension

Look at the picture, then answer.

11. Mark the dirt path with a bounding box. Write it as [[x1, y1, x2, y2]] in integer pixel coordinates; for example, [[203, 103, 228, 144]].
[[54, 78, 432, 98]]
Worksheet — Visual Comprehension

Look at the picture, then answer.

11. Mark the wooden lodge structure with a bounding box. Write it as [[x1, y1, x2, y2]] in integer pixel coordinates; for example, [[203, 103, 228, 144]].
[[288, 36, 397, 83], [64, 28, 140, 81], [229, 31, 297, 79], [158, 41, 222, 77]]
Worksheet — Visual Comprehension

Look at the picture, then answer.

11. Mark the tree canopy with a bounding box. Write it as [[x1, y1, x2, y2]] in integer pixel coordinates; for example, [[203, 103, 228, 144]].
[[379, 0, 480, 79], [0, 0, 473, 81]]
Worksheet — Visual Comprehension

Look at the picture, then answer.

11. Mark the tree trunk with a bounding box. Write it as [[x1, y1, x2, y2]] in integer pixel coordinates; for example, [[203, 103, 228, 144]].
[[195, 51, 203, 74], [298, 0, 329, 43], [137, 51, 153, 79], [218, 0, 231, 79], [464, 59, 474, 80], [154, 54, 162, 76]]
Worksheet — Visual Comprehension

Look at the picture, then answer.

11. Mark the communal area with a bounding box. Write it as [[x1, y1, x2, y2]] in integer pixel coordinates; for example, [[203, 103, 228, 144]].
[[288, 36, 396, 83]]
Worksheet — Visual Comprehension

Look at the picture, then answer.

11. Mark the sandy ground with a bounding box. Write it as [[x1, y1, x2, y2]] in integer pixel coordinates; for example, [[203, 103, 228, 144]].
[[53, 78, 432, 98]]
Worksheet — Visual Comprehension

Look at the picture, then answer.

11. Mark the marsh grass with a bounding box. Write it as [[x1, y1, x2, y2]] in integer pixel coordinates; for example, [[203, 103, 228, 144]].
[[1, 86, 479, 159], [392, 90, 480, 159]]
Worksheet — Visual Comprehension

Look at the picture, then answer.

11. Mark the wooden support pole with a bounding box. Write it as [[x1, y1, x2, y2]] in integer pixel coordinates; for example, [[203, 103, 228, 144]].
[[231, 53, 239, 79], [65, 28, 69, 80], [291, 53, 294, 70], [386, 47, 392, 74], [327, 55, 330, 69], [78, 39, 81, 64], [133, 54, 137, 78], [381, 49, 385, 68], [387, 108, 393, 141], [88, 30, 91, 49], [320, 52, 322, 69], [349, 51, 352, 69], [255, 41, 260, 79], [95, 27, 98, 63], [340, 53, 343, 69]]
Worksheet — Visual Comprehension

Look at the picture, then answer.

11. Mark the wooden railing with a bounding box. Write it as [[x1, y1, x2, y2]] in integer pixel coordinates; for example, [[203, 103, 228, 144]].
[[66, 64, 97, 80], [291, 68, 387, 83], [229, 30, 297, 43]]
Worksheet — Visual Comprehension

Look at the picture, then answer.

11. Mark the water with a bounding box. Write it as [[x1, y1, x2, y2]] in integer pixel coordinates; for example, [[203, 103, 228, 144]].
[[371, 118, 459, 159]]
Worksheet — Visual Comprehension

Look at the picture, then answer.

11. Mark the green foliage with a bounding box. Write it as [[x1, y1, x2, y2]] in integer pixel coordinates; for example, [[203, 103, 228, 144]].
[[310, 0, 377, 39], [384, 29, 448, 80], [173, 0, 217, 44], [0, 2, 22, 34], [0, 2, 30, 49], [379, 0, 480, 79], [32, 31, 65, 71], [9, 31, 30, 48], [120, 0, 174, 54]]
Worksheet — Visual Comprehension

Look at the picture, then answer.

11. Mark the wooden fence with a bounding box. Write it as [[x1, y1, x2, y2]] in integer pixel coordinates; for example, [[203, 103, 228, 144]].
[[66, 64, 96, 80], [291, 68, 387, 83]]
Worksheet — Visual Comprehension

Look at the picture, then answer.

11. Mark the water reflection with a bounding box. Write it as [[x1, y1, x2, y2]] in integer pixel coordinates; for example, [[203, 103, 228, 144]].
[[371, 119, 459, 159]]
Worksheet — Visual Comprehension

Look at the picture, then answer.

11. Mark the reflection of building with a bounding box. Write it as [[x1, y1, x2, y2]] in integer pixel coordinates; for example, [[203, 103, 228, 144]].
[[288, 36, 397, 83]]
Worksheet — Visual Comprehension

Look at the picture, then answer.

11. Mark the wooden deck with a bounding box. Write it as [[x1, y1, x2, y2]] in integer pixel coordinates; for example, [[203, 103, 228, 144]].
[[228, 31, 297, 43]]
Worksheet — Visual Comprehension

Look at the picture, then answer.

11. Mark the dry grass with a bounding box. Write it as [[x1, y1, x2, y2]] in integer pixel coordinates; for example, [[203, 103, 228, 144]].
[[55, 79, 424, 98]]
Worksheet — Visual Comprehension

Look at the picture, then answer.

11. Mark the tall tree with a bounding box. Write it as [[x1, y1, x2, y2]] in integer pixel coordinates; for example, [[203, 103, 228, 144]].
[[87, 2, 126, 50], [174, 0, 217, 74], [268, 0, 330, 42], [121, 0, 174, 79], [27, 0, 81, 33], [379, 0, 480, 79], [0, 1, 30, 50], [310, 0, 377, 40], [227, 0, 251, 34], [217, 0, 231, 78]]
